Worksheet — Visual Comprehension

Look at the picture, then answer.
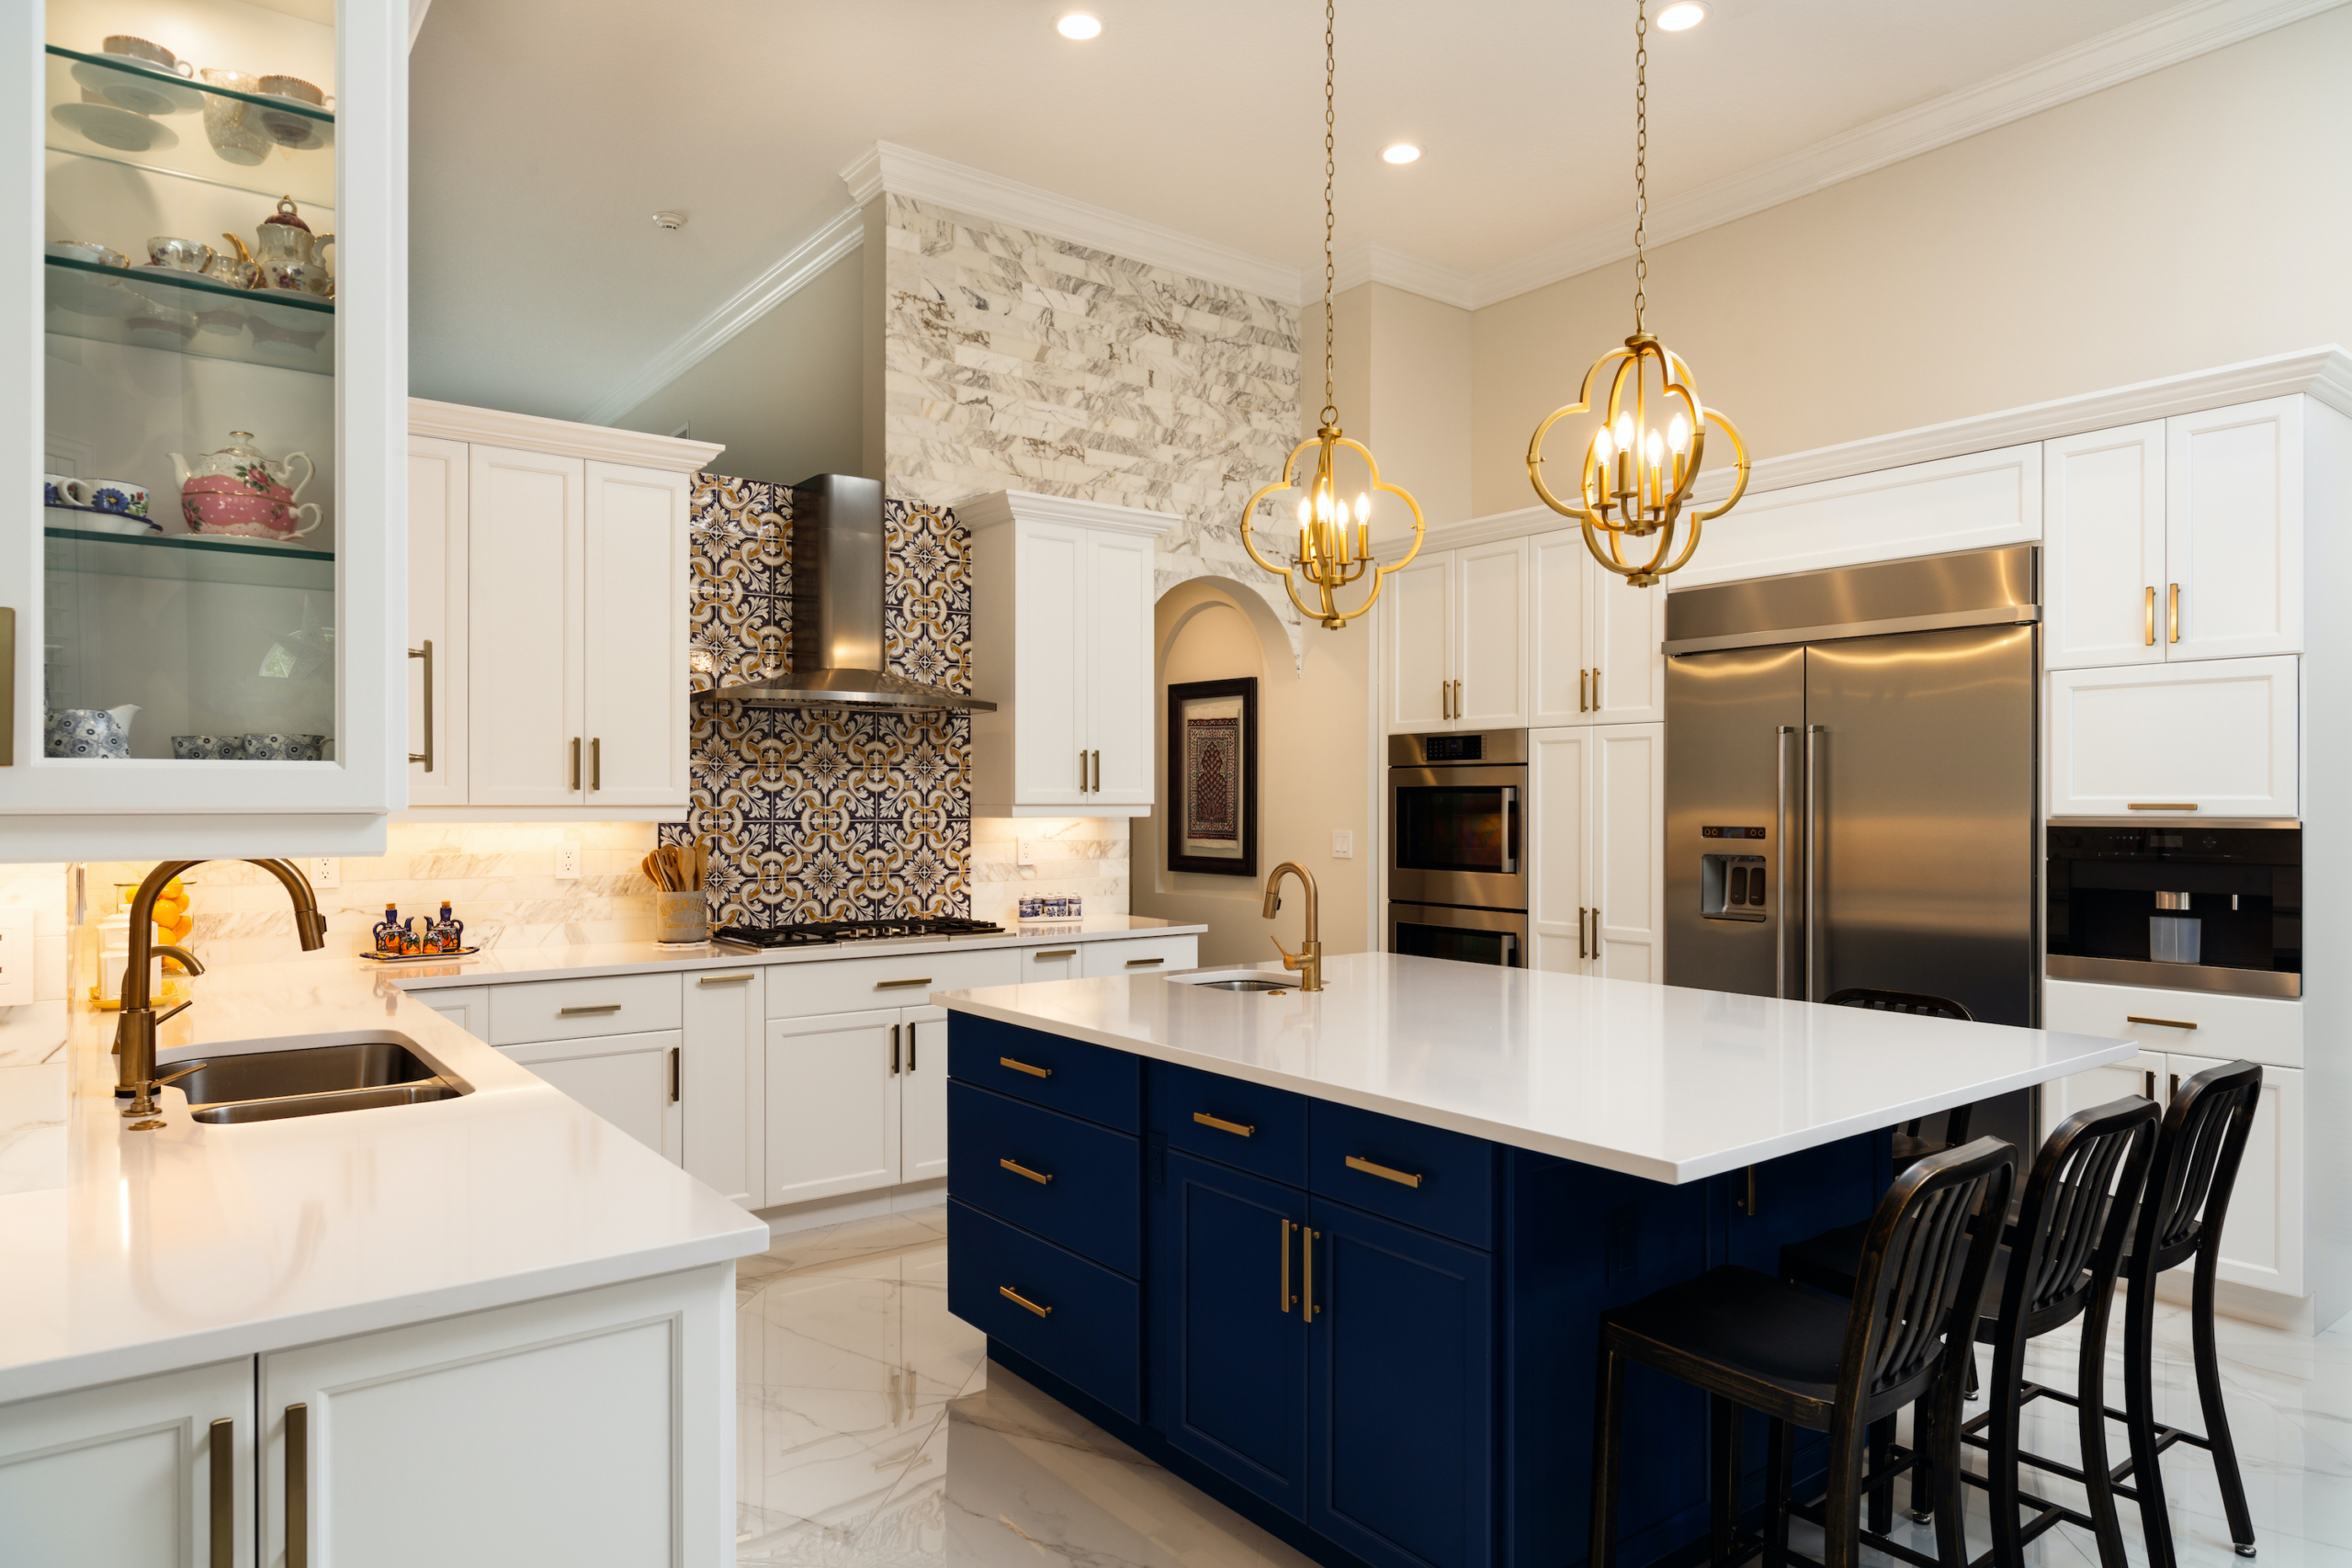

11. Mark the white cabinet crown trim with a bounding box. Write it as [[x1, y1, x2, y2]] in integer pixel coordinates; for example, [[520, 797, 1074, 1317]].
[[407, 399, 724, 473], [956, 489, 1185, 540]]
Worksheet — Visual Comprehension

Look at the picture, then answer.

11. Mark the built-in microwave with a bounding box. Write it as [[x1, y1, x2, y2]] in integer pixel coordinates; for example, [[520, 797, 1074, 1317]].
[[2045, 818, 2301, 998], [1387, 728, 1527, 912]]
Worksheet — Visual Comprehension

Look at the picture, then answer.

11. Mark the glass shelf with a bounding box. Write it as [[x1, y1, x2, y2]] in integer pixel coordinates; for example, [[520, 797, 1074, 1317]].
[[46, 525, 335, 591], [44, 255, 334, 373], [45, 47, 334, 206]]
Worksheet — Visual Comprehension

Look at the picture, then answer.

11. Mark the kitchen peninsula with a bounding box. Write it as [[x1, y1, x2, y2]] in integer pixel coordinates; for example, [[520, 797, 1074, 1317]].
[[934, 952, 2138, 1568]]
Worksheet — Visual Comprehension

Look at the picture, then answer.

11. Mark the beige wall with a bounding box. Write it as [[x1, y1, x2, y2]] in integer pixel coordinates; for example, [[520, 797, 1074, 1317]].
[[1131, 579, 1374, 966], [1469, 6, 2352, 515], [613, 250, 867, 487]]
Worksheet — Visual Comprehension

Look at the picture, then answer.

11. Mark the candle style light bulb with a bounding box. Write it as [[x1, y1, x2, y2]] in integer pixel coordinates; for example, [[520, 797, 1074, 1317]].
[[1613, 412, 1635, 450], [1645, 428, 1664, 466], [1335, 498, 1350, 528], [1593, 426, 1614, 465], [1297, 499, 1312, 525], [1668, 412, 1690, 454]]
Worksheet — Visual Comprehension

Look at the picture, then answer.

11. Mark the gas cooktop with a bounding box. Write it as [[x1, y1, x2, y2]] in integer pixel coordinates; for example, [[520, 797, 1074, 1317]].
[[710, 916, 1006, 951]]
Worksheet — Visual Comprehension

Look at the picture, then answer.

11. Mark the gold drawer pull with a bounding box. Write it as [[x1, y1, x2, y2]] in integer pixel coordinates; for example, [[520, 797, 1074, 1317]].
[[1035, 949, 1078, 960], [1000, 1284, 1051, 1317], [1193, 1111, 1255, 1138], [2127, 1014, 2199, 1031], [696, 972, 754, 987], [875, 976, 933, 990], [1000, 1157, 1053, 1185], [1000, 1056, 1052, 1078], [1125, 957, 1165, 968], [559, 1003, 623, 1016], [1346, 1154, 1424, 1189], [285, 1402, 308, 1568], [2128, 803, 2199, 812], [209, 1416, 233, 1567]]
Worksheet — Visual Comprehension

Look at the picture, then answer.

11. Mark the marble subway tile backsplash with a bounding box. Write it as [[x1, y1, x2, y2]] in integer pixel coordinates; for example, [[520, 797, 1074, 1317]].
[[967, 818, 1130, 930]]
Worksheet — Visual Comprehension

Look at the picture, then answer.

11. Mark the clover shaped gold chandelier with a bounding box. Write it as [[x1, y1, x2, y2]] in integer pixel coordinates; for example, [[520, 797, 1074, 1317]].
[[1526, 0, 1750, 586], [1238, 0, 1424, 630]]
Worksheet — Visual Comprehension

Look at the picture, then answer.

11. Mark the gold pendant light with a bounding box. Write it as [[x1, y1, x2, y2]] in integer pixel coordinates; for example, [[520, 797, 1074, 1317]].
[[1238, 0, 1424, 630], [1525, 0, 1749, 587]]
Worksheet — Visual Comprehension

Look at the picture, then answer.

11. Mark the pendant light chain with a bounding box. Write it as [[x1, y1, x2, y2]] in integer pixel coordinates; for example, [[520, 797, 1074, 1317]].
[[1633, 0, 1648, 333], [1321, 0, 1338, 425]]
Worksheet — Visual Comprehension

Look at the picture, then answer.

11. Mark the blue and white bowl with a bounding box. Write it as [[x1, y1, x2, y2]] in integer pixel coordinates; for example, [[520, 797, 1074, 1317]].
[[241, 732, 325, 761], [171, 734, 242, 761]]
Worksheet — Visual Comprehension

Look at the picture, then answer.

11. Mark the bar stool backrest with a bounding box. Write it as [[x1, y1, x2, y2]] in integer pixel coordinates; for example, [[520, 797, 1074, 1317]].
[[2009, 1095, 2159, 1327], [2136, 1059, 2263, 1275], [1822, 987, 1974, 1021], [1846, 1135, 2015, 1409]]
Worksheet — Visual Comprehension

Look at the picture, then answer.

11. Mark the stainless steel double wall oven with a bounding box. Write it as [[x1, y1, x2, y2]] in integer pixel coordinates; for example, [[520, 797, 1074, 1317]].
[[1388, 728, 1528, 966]]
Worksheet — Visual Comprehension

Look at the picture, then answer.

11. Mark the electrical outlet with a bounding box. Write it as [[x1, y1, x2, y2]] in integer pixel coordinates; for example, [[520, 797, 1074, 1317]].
[[1018, 838, 1036, 868], [1331, 829, 1353, 859], [307, 857, 339, 889], [556, 843, 581, 880]]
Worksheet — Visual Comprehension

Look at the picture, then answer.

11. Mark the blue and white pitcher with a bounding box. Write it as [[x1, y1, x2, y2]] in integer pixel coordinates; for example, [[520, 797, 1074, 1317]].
[[43, 704, 140, 758]]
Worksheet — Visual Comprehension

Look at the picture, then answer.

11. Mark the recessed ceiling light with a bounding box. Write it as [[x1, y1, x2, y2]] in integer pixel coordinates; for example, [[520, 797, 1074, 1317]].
[[1657, 2, 1707, 30], [1057, 13, 1102, 39], [1382, 143, 1421, 165]]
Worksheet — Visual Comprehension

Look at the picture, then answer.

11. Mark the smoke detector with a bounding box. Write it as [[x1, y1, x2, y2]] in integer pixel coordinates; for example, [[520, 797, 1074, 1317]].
[[651, 210, 687, 231]]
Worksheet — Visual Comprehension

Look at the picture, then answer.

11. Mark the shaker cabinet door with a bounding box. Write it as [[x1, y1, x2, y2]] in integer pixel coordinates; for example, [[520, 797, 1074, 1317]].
[[764, 1010, 903, 1205], [1384, 552, 1454, 732], [503, 1029, 684, 1165], [900, 1005, 952, 1184], [2166, 399, 2303, 663], [1085, 531, 1157, 806], [2042, 422, 2166, 671], [407, 435, 471, 805], [2045, 659, 2298, 818], [1591, 723, 1666, 984], [582, 462, 691, 808], [467, 446, 585, 807], [1013, 521, 1090, 806], [1453, 538, 1529, 729], [1529, 530, 1591, 728], [2165, 1054, 2301, 1297], [1528, 727, 1592, 974], [683, 968, 762, 1206]]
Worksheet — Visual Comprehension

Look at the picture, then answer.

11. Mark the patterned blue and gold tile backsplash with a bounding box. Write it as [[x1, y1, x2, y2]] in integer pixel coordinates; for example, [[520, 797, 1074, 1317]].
[[670, 476, 974, 926]]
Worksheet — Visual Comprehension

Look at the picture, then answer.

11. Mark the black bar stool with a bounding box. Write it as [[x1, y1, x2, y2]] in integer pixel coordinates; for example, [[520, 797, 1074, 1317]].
[[1816, 989, 1978, 1168], [1590, 1136, 2016, 1568]]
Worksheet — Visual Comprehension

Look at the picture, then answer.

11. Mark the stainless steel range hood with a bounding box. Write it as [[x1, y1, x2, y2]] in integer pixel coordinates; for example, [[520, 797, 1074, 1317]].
[[697, 474, 994, 713]]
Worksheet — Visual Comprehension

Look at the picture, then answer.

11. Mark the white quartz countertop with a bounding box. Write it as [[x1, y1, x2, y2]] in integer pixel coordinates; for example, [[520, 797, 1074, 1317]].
[[935, 953, 2139, 1185], [0, 953, 774, 1405]]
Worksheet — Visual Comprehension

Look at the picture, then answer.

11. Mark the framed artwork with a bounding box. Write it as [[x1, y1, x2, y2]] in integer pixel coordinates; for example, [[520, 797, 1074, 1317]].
[[1167, 677, 1258, 877]]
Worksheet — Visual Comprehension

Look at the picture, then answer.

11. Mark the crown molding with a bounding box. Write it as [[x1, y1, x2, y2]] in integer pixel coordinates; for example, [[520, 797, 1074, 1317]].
[[956, 488, 1186, 540], [408, 397, 727, 472], [1463, 0, 2351, 310], [841, 141, 1304, 306], [577, 204, 865, 426], [1332, 243, 1477, 311]]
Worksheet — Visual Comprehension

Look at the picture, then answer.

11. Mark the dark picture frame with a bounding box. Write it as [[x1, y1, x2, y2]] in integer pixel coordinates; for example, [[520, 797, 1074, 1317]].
[[1166, 676, 1259, 877]]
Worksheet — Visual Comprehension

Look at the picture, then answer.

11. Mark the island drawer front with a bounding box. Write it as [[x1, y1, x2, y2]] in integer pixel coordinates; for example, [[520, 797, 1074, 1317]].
[[948, 1199, 1141, 1421], [949, 1015, 1143, 1134], [1150, 1060, 1308, 1189], [766, 948, 1015, 1020], [1308, 1100, 1499, 1250], [2042, 976, 2302, 1068], [487, 972, 684, 1044], [949, 1081, 1143, 1277]]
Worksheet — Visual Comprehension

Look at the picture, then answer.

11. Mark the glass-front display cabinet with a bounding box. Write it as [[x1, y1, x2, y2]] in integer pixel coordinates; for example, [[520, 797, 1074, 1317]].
[[2, 0, 403, 857]]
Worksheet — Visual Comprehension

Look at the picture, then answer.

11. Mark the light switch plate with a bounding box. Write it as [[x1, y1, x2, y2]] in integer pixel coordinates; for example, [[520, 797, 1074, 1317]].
[[555, 843, 581, 880], [308, 857, 340, 889], [0, 908, 35, 1006], [1331, 829, 1354, 859]]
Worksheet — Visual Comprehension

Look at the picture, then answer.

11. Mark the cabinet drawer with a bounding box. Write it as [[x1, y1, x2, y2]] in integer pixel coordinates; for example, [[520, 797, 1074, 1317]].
[[1308, 1100, 1499, 1250], [948, 1199, 1141, 1420], [2043, 977, 2301, 1068], [765, 947, 1016, 1020], [950, 1081, 1142, 1277], [1081, 935, 1199, 979], [488, 972, 683, 1044], [949, 1014, 1142, 1134], [1151, 1059, 1308, 1189]]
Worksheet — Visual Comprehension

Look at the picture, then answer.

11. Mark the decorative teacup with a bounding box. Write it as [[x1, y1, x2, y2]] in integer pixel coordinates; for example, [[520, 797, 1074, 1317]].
[[69, 478, 151, 518], [171, 735, 242, 761], [241, 732, 325, 761], [146, 236, 214, 273], [199, 69, 271, 164]]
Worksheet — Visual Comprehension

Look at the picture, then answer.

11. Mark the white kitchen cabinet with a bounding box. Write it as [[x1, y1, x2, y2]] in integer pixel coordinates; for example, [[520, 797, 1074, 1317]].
[[965, 491, 1182, 816], [2043, 1048, 2170, 1128], [1529, 723, 1664, 979], [502, 1030, 684, 1165], [259, 1265, 733, 1568], [406, 400, 718, 815], [2043, 977, 2302, 1069], [1382, 538, 1530, 732], [418, 984, 492, 1039], [2043, 422, 2167, 671], [1383, 552, 1453, 731], [2167, 399, 2303, 662], [1023, 943, 1083, 982], [764, 1010, 903, 1205], [0, 1359, 253, 1566], [1532, 529, 1667, 728], [1080, 933, 1200, 977], [2047, 658, 2298, 818], [900, 1004, 951, 1184], [683, 968, 762, 1206]]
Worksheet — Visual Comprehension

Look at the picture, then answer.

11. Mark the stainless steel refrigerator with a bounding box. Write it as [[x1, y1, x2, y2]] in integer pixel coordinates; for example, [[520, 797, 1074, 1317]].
[[1664, 545, 2041, 1133]]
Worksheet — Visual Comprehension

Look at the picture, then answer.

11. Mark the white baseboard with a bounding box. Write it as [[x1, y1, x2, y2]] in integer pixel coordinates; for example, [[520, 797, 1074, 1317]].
[[752, 1179, 947, 1238], [2152, 1269, 2317, 1334]]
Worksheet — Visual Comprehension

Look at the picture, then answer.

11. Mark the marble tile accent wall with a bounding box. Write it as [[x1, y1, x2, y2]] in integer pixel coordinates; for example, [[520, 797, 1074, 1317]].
[[880, 193, 1311, 659]]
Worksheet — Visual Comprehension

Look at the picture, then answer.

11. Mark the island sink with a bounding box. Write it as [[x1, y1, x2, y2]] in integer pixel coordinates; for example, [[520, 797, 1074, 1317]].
[[1167, 968, 1295, 992], [159, 1032, 470, 1124]]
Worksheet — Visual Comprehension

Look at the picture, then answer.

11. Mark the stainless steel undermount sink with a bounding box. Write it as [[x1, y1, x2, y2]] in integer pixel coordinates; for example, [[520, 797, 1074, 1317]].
[[1167, 968, 1294, 994], [161, 1033, 470, 1124], [1190, 978, 1295, 993]]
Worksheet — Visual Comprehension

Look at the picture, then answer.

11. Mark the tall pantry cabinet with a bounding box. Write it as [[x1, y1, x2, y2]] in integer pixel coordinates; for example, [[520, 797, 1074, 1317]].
[[405, 400, 716, 814]]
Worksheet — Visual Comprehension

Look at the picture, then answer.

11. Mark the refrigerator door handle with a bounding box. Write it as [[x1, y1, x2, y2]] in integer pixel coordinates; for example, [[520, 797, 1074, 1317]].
[[1776, 725, 1797, 1000], [1804, 724, 1826, 1002]]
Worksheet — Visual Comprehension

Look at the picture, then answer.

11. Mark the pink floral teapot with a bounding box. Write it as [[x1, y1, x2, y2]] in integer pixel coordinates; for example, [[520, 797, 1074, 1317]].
[[173, 430, 322, 539]]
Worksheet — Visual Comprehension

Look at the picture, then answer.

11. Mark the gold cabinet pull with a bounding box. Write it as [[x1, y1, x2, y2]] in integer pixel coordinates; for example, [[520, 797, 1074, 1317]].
[[1592, 666, 1601, 708], [1303, 1226, 1320, 1321], [590, 736, 601, 791], [890, 1023, 901, 1075], [908, 1021, 919, 1072], [1577, 906, 1589, 960], [407, 640, 434, 770], [1441, 679, 1450, 720], [2144, 586, 2156, 647], [2170, 1071, 2181, 1098], [209, 1416, 233, 1567], [1125, 957, 1165, 968], [1035, 948, 1078, 960], [285, 1402, 308, 1568], [1345, 1154, 1424, 1188], [2128, 803, 2199, 812], [0, 607, 14, 766], [1091, 750, 1102, 792], [2128, 1014, 2199, 1030], [696, 972, 754, 986], [999, 1156, 1052, 1185], [559, 1002, 623, 1015], [1579, 668, 1589, 713], [1000, 1284, 1051, 1317], [571, 736, 582, 790], [1079, 747, 1090, 792], [874, 976, 933, 990], [2144, 1068, 2157, 1100], [1279, 1217, 1297, 1314], [1000, 1056, 1052, 1078], [1193, 1111, 1255, 1137], [1453, 678, 1463, 716], [2169, 581, 2181, 643]]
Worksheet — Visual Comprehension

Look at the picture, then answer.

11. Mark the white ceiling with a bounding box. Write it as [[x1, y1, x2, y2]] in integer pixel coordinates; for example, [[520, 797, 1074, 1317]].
[[408, 0, 2303, 422]]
